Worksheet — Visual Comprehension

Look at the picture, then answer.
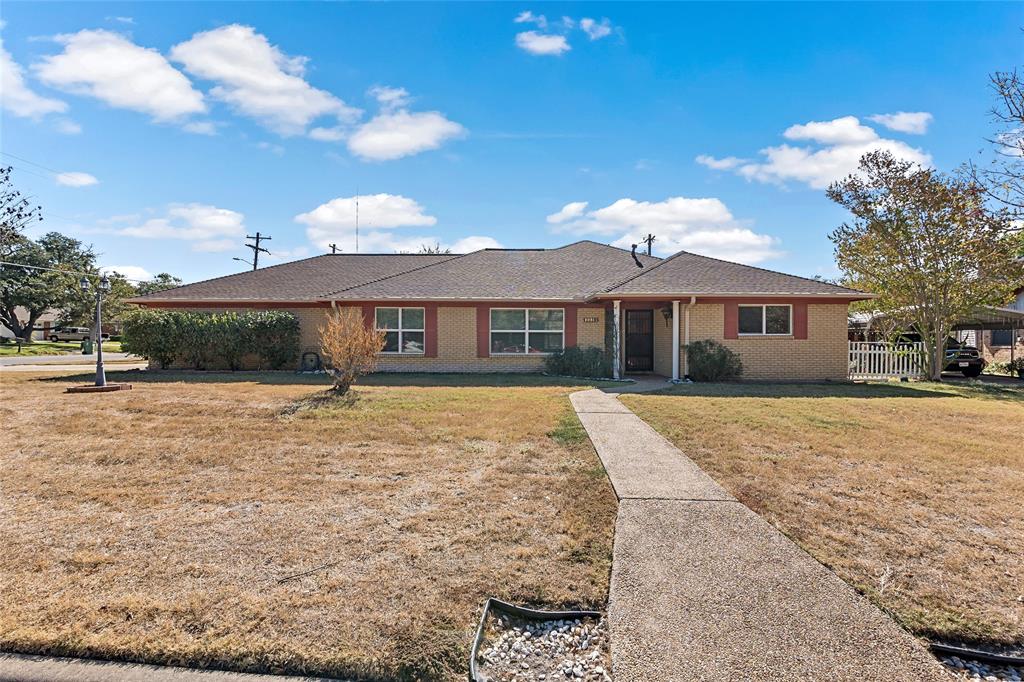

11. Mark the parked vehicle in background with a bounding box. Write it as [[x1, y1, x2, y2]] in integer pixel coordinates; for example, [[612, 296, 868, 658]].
[[48, 327, 109, 342], [943, 338, 985, 377]]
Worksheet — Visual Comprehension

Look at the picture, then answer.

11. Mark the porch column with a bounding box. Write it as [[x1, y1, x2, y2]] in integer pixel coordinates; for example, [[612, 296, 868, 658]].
[[612, 300, 621, 380], [684, 296, 694, 378], [671, 300, 680, 381]]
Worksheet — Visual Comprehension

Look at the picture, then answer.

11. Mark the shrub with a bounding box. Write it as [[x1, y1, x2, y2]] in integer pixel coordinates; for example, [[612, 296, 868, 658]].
[[686, 339, 743, 382], [121, 309, 300, 370], [319, 308, 384, 394], [1010, 357, 1024, 378], [543, 346, 611, 378], [122, 309, 181, 369], [249, 310, 301, 369]]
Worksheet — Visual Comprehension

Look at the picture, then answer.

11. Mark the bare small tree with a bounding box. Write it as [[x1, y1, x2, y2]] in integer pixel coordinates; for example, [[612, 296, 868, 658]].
[[319, 308, 384, 394]]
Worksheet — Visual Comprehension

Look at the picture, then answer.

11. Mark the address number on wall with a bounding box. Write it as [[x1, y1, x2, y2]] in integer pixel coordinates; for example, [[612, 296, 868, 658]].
[[583, 316, 599, 323]]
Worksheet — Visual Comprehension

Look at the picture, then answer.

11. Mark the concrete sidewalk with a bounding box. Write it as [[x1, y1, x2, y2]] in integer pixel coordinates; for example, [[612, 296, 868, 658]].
[[0, 653, 342, 682], [0, 352, 137, 366], [570, 389, 945, 681]]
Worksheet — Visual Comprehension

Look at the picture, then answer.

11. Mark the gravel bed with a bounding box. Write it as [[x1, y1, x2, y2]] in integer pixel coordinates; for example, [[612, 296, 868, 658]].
[[941, 655, 1023, 681], [474, 612, 612, 681]]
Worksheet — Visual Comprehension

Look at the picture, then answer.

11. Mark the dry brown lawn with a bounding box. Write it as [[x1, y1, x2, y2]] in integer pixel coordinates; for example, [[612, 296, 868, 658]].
[[0, 371, 616, 680], [621, 381, 1024, 648]]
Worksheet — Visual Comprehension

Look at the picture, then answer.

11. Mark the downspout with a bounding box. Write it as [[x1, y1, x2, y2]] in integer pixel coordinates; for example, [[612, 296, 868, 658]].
[[671, 300, 680, 382], [612, 300, 621, 380]]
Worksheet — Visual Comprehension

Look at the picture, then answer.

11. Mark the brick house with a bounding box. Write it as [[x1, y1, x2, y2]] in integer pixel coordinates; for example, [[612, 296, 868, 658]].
[[129, 241, 870, 380]]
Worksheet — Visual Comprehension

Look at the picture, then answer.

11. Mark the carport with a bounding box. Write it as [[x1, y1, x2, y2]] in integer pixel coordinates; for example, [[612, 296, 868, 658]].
[[951, 305, 1024, 366]]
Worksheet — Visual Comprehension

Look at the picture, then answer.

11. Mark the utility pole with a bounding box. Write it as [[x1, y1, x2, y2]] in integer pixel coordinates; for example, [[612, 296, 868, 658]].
[[243, 232, 272, 270], [328, 243, 338, 254], [642, 233, 656, 256]]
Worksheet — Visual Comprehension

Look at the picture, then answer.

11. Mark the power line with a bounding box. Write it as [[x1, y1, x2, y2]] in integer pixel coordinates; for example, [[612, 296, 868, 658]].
[[0, 260, 151, 283], [0, 151, 62, 175], [242, 232, 271, 270]]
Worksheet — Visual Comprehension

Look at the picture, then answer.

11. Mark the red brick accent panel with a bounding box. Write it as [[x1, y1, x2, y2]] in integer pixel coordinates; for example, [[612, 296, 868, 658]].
[[476, 305, 489, 357], [564, 304, 579, 348], [724, 302, 739, 339], [361, 304, 375, 329], [793, 302, 808, 340], [424, 304, 438, 357]]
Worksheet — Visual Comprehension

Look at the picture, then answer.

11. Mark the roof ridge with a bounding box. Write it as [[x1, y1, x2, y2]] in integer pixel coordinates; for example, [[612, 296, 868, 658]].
[[671, 249, 866, 294], [600, 249, 687, 293], [564, 239, 663, 260], [131, 253, 333, 300], [319, 253, 463, 298]]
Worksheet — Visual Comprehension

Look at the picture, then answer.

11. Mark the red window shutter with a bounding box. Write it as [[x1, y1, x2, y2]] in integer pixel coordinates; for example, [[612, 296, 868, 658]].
[[723, 302, 739, 339], [793, 302, 808, 339], [361, 304, 375, 330], [564, 304, 578, 348], [476, 305, 489, 358], [425, 304, 438, 357]]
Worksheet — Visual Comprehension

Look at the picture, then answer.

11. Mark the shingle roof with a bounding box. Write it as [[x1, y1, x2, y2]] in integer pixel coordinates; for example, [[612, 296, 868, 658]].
[[330, 241, 660, 301], [603, 250, 866, 297], [128, 253, 456, 303]]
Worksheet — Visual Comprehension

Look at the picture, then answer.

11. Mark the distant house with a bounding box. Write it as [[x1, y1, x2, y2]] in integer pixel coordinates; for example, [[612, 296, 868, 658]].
[[0, 307, 60, 341], [128, 241, 870, 380]]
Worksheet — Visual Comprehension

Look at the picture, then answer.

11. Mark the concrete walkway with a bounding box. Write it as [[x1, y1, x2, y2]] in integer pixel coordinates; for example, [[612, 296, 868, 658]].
[[570, 389, 946, 681], [0, 352, 137, 366], [0, 653, 342, 682]]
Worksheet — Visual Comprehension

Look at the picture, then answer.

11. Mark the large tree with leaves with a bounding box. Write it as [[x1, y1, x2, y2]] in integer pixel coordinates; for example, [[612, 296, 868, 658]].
[[0, 166, 43, 251], [0, 233, 97, 341], [828, 150, 1024, 380]]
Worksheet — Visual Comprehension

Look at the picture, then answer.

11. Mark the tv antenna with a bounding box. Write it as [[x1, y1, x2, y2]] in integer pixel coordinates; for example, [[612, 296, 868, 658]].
[[355, 189, 360, 254], [328, 243, 339, 254], [641, 233, 656, 256]]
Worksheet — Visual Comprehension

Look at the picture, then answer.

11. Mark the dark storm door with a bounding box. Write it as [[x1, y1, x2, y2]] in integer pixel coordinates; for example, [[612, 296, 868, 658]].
[[625, 310, 654, 372]]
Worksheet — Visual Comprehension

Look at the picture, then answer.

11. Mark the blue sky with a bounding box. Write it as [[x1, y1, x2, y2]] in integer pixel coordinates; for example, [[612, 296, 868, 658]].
[[2, 2, 1021, 284]]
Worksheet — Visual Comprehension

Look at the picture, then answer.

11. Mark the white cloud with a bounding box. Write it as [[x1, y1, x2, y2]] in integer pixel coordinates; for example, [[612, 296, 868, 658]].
[[347, 110, 465, 161], [701, 115, 932, 190], [263, 246, 311, 262], [450, 236, 503, 252], [695, 154, 746, 171], [546, 201, 588, 224], [170, 24, 359, 136], [869, 111, 933, 135], [33, 30, 205, 122], [0, 36, 68, 118], [308, 125, 347, 142], [257, 140, 285, 155], [107, 16, 135, 25], [54, 118, 81, 134], [100, 264, 152, 281], [549, 196, 782, 264], [514, 11, 548, 29], [296, 193, 437, 250], [183, 120, 216, 135], [294, 194, 497, 254], [515, 31, 570, 56], [119, 203, 245, 252], [783, 116, 878, 145], [55, 171, 98, 187], [369, 85, 411, 111], [579, 18, 612, 40]]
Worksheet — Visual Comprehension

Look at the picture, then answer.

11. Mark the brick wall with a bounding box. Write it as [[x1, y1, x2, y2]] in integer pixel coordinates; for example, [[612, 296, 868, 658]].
[[687, 302, 849, 380], [977, 329, 1024, 365]]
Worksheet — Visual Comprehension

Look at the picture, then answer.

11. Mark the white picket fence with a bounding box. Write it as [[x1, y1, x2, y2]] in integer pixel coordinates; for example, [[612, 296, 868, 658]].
[[849, 341, 926, 380]]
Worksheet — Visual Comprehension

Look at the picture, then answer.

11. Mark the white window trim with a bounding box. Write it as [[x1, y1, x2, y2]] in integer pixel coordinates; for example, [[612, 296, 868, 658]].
[[375, 306, 426, 355], [490, 307, 565, 356], [738, 304, 793, 336]]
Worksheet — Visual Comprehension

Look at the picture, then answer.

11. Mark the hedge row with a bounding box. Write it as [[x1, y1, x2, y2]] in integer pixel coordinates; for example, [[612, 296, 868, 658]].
[[122, 309, 300, 370]]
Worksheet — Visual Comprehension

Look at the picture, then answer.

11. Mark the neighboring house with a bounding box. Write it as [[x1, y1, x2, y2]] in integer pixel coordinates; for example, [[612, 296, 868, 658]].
[[977, 284, 1024, 365], [0, 307, 60, 341], [128, 241, 870, 380]]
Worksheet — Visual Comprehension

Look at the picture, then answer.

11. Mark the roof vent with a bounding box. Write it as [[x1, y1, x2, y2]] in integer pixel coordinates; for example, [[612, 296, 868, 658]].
[[630, 244, 644, 268]]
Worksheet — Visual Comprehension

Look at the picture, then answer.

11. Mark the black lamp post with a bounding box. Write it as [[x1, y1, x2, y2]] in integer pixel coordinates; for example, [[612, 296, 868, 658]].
[[80, 274, 111, 387]]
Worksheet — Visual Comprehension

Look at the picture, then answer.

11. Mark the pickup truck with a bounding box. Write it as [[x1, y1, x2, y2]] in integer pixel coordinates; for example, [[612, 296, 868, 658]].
[[48, 327, 109, 342], [943, 339, 985, 378]]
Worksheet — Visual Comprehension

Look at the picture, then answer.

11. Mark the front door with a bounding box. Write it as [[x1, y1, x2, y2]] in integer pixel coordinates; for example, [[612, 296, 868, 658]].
[[625, 309, 654, 372]]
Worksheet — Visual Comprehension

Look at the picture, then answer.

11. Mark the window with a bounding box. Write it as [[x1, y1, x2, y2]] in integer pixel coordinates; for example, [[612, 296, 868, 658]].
[[375, 307, 425, 354], [991, 329, 1013, 346], [738, 304, 792, 336], [490, 308, 564, 354]]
